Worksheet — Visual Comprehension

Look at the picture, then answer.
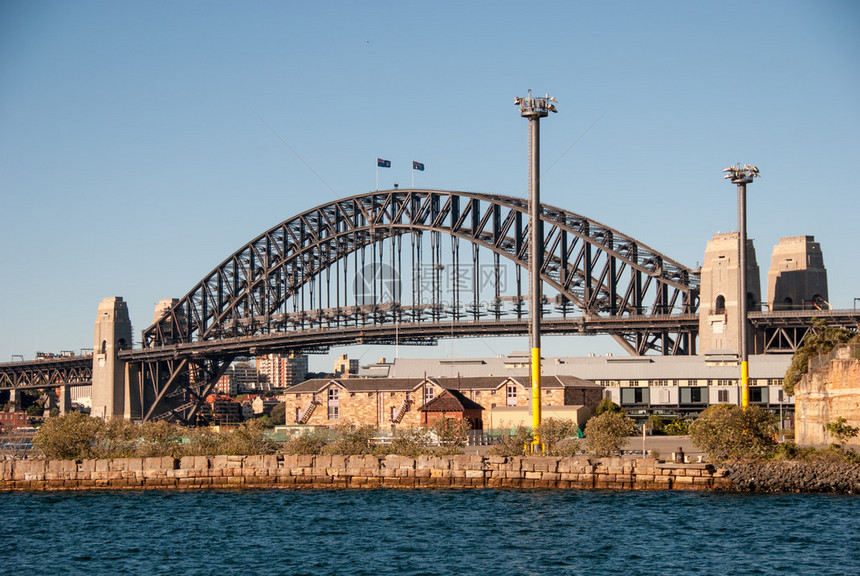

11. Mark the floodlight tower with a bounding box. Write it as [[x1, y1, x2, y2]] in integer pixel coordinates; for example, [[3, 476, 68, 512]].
[[515, 90, 557, 451], [723, 163, 760, 410]]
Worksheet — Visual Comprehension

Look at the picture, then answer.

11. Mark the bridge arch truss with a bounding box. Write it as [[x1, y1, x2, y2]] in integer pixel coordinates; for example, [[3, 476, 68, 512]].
[[137, 189, 700, 422]]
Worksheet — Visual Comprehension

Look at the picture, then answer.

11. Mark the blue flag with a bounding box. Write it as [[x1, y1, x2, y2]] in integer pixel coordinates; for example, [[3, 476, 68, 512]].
[[412, 161, 424, 171], [377, 158, 391, 168]]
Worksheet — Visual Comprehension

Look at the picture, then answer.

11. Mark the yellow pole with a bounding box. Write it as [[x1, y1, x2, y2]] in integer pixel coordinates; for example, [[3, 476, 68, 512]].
[[531, 346, 541, 451], [740, 360, 749, 409]]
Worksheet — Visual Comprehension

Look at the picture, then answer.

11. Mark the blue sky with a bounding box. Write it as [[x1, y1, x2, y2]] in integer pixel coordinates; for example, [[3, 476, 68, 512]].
[[2, 1, 858, 370]]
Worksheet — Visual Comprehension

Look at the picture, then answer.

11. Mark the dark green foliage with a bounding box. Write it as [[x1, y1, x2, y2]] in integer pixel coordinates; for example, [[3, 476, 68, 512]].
[[689, 404, 778, 461], [783, 319, 855, 396], [595, 398, 624, 415], [662, 418, 690, 436], [584, 411, 637, 457], [825, 417, 859, 448], [268, 403, 286, 426]]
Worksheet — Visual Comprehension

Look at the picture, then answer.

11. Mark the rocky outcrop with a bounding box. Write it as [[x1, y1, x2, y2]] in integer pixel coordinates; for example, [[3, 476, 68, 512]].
[[724, 460, 860, 494], [795, 343, 860, 447]]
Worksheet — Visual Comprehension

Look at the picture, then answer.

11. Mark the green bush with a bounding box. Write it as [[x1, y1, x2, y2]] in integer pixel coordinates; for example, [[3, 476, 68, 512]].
[[825, 417, 859, 448], [595, 398, 624, 415], [537, 418, 580, 455], [382, 427, 431, 458], [281, 429, 333, 455], [322, 424, 375, 455], [584, 411, 637, 457], [431, 418, 469, 448], [33, 412, 104, 459], [689, 404, 777, 461], [488, 426, 533, 456], [662, 418, 690, 436]]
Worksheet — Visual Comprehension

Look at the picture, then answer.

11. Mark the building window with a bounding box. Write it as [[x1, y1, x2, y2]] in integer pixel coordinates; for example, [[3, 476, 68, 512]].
[[295, 407, 301, 423], [680, 387, 705, 404], [715, 295, 726, 314], [749, 387, 766, 403], [327, 388, 339, 420], [717, 389, 729, 403], [620, 387, 649, 405], [423, 385, 434, 405], [506, 383, 517, 406]]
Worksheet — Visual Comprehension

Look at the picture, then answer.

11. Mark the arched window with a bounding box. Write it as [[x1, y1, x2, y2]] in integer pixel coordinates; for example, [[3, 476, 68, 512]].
[[714, 295, 726, 314], [100, 340, 107, 354]]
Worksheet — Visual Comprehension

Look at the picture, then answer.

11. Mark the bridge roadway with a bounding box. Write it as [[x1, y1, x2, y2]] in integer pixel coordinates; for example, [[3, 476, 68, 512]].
[[0, 355, 93, 390], [119, 312, 700, 362], [2, 309, 858, 390]]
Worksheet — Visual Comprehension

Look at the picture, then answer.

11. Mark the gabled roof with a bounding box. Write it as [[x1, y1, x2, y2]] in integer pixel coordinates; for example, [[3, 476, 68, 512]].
[[418, 389, 485, 412]]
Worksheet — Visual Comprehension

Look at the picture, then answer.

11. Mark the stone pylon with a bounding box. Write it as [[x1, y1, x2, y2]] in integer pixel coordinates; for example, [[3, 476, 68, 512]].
[[91, 297, 132, 420]]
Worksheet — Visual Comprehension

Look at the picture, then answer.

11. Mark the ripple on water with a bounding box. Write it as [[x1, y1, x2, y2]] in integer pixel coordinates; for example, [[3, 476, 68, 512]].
[[1, 489, 858, 575]]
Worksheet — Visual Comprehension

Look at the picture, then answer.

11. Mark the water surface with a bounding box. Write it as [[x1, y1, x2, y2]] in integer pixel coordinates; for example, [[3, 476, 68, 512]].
[[2, 489, 857, 575]]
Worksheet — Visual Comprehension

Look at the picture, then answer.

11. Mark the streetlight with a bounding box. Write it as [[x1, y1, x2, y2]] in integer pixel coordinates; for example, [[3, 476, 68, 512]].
[[723, 163, 759, 410], [515, 90, 557, 452]]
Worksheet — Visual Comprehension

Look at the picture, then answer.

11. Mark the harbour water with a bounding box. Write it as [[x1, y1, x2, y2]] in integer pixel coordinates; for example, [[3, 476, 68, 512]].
[[2, 489, 858, 575]]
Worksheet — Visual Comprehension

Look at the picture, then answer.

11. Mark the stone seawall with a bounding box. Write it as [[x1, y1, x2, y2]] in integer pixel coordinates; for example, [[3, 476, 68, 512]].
[[2, 455, 857, 493]]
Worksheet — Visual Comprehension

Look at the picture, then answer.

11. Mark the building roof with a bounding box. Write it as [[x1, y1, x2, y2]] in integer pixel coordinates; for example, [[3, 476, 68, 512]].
[[284, 374, 600, 395], [384, 353, 791, 381], [418, 389, 485, 412]]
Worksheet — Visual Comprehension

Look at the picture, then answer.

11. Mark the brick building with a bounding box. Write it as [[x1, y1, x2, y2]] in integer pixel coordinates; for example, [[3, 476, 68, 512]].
[[281, 375, 601, 430]]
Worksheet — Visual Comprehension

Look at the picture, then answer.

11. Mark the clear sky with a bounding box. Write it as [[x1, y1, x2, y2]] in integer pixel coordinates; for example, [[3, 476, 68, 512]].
[[2, 0, 858, 370]]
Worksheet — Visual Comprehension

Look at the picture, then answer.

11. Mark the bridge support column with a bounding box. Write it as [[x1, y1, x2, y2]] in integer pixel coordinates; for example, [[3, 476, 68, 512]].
[[7, 389, 20, 411], [91, 297, 132, 420], [59, 385, 72, 415]]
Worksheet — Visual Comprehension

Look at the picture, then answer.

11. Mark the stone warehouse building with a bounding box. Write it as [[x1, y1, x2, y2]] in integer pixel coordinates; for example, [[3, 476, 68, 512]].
[[281, 375, 602, 430]]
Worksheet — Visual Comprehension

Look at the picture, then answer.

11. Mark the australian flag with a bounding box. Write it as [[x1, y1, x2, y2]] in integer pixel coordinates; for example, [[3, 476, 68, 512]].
[[412, 161, 424, 171], [377, 158, 391, 168]]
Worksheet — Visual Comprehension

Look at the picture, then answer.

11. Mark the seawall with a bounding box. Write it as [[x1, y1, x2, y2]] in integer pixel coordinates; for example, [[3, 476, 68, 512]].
[[2, 455, 857, 493]]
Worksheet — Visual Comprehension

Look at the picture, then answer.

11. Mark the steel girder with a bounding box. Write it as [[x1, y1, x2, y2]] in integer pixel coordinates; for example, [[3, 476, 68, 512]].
[[136, 190, 700, 422], [0, 356, 93, 389], [142, 190, 699, 350]]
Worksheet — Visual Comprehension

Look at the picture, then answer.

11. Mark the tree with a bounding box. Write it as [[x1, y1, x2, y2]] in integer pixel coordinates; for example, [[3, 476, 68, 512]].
[[595, 398, 624, 415], [825, 417, 859, 449], [268, 403, 286, 426], [689, 404, 777, 461], [536, 418, 580, 455], [431, 417, 469, 449], [783, 319, 855, 396], [488, 426, 533, 456], [33, 412, 104, 460], [584, 411, 637, 457]]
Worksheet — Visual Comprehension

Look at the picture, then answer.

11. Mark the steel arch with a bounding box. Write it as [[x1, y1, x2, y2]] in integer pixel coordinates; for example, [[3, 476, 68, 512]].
[[142, 189, 699, 353]]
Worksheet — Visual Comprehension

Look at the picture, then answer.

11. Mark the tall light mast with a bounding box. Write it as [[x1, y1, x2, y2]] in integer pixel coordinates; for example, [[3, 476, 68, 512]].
[[723, 163, 759, 409], [515, 90, 557, 450]]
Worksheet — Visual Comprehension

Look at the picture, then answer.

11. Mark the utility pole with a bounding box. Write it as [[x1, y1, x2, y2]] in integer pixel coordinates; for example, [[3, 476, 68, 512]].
[[515, 90, 557, 451], [723, 163, 759, 409]]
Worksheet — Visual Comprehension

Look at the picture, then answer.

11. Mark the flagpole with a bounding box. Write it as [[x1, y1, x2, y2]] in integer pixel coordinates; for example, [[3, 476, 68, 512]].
[[376, 163, 379, 191]]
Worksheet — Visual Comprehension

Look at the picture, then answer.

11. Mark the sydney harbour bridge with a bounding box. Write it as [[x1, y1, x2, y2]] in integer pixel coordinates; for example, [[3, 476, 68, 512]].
[[2, 189, 858, 423]]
